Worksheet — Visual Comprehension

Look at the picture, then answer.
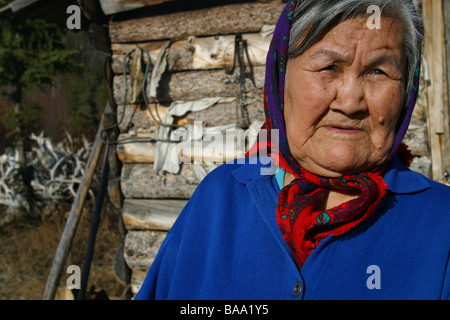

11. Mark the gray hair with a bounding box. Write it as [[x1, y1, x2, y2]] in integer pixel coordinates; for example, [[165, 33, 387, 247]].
[[288, 0, 423, 102]]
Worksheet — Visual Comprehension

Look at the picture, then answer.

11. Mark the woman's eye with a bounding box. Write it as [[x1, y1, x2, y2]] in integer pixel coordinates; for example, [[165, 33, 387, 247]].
[[322, 64, 336, 71], [371, 69, 386, 75]]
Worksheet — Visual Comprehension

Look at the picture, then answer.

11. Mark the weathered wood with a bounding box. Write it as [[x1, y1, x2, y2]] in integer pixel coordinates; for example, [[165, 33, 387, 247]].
[[78, 0, 107, 24], [111, 33, 271, 74], [178, 137, 247, 164], [113, 66, 265, 104], [423, 1, 446, 180], [122, 199, 186, 230], [116, 101, 265, 133], [113, 241, 130, 287], [42, 122, 105, 300], [124, 230, 167, 271], [410, 155, 432, 178], [99, 0, 174, 15], [183, 33, 270, 70], [109, 2, 285, 43], [183, 99, 265, 127], [54, 286, 74, 300], [117, 134, 157, 163], [117, 134, 244, 164], [409, 94, 428, 127], [443, 0, 450, 177], [131, 269, 148, 297], [104, 56, 118, 112], [107, 177, 123, 209], [102, 103, 122, 177], [111, 41, 169, 75], [116, 103, 168, 132], [120, 163, 202, 199], [107, 144, 122, 178], [403, 125, 429, 156]]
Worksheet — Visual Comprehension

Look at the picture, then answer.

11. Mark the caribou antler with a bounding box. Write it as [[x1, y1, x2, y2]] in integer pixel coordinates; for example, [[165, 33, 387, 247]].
[[0, 132, 95, 210]]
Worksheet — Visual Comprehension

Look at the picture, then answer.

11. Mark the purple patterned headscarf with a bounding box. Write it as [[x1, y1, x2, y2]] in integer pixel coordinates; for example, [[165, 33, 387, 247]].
[[250, 0, 421, 174]]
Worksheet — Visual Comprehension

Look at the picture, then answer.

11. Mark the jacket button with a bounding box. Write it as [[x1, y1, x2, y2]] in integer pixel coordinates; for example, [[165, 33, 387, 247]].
[[294, 282, 302, 297]]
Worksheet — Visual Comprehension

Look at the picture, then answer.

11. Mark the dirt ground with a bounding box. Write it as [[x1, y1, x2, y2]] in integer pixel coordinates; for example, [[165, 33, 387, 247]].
[[0, 201, 129, 300]]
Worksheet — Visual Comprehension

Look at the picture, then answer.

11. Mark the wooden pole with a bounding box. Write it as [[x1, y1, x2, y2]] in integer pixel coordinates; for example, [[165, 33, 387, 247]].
[[423, 0, 447, 180], [76, 147, 110, 300], [41, 122, 105, 300], [441, 0, 450, 179]]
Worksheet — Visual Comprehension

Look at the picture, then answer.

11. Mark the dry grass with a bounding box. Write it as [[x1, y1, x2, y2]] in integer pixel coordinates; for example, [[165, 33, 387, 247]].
[[0, 202, 128, 300]]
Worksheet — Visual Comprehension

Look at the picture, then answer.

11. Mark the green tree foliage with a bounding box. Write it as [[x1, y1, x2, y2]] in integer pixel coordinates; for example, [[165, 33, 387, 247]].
[[0, 2, 80, 146], [61, 31, 108, 140], [0, 0, 81, 214], [0, 8, 79, 87]]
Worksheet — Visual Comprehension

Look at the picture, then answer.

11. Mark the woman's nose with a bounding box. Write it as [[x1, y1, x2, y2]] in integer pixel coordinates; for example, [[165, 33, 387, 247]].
[[329, 76, 367, 116]]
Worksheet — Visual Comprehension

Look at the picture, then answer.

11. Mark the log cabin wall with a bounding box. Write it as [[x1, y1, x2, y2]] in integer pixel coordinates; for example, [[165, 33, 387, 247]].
[[104, 0, 287, 297], [100, 0, 449, 298]]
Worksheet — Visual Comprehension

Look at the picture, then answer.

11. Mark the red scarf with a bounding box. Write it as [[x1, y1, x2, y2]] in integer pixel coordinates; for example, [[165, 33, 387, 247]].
[[276, 167, 389, 269]]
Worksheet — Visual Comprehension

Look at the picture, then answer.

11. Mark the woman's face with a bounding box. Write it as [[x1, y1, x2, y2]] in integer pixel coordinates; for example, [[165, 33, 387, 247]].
[[284, 17, 406, 177]]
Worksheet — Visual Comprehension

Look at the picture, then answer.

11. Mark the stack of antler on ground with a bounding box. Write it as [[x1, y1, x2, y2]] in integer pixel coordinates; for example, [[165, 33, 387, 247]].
[[0, 131, 95, 217]]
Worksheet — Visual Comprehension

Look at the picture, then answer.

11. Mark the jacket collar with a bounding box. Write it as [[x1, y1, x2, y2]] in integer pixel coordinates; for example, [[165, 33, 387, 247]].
[[231, 157, 276, 184], [383, 155, 431, 194], [232, 155, 431, 195]]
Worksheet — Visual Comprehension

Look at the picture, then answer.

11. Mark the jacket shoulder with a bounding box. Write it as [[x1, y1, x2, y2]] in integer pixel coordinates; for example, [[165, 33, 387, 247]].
[[197, 157, 275, 188]]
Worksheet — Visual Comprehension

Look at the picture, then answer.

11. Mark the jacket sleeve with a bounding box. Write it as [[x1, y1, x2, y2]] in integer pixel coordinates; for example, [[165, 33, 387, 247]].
[[133, 200, 193, 300], [440, 251, 450, 300]]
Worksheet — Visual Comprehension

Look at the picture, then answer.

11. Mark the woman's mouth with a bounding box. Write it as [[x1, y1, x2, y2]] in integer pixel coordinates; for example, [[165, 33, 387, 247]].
[[324, 125, 362, 134]]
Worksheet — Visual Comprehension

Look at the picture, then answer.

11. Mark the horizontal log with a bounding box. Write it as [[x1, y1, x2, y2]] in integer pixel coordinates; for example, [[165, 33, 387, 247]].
[[177, 140, 241, 164], [109, 2, 285, 42], [131, 269, 148, 297], [111, 33, 271, 74], [122, 199, 186, 230], [111, 41, 169, 75], [184, 33, 270, 70], [116, 103, 168, 132], [410, 155, 432, 178], [183, 99, 265, 127], [116, 100, 265, 133], [116, 134, 244, 164], [117, 134, 157, 163], [124, 230, 167, 271], [113, 66, 265, 104], [403, 125, 430, 156], [120, 162, 203, 199]]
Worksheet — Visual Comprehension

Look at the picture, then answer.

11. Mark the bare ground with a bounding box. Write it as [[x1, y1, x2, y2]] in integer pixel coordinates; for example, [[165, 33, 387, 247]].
[[0, 202, 129, 300]]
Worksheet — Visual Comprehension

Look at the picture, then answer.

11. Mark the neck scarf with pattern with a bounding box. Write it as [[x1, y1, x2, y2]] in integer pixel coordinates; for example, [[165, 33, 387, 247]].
[[247, 0, 421, 269]]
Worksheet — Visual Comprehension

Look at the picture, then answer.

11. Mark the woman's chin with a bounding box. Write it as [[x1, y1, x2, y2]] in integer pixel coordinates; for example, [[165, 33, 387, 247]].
[[300, 144, 378, 177]]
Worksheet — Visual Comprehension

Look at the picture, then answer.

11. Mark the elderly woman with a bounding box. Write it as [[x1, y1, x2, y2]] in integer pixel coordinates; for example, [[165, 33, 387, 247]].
[[136, 0, 450, 299]]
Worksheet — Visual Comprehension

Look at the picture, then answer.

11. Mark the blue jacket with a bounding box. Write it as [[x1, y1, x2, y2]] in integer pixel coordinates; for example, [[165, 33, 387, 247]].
[[135, 156, 450, 300]]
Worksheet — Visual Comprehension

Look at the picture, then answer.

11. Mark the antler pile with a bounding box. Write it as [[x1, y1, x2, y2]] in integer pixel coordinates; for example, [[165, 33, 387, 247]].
[[0, 131, 94, 210]]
